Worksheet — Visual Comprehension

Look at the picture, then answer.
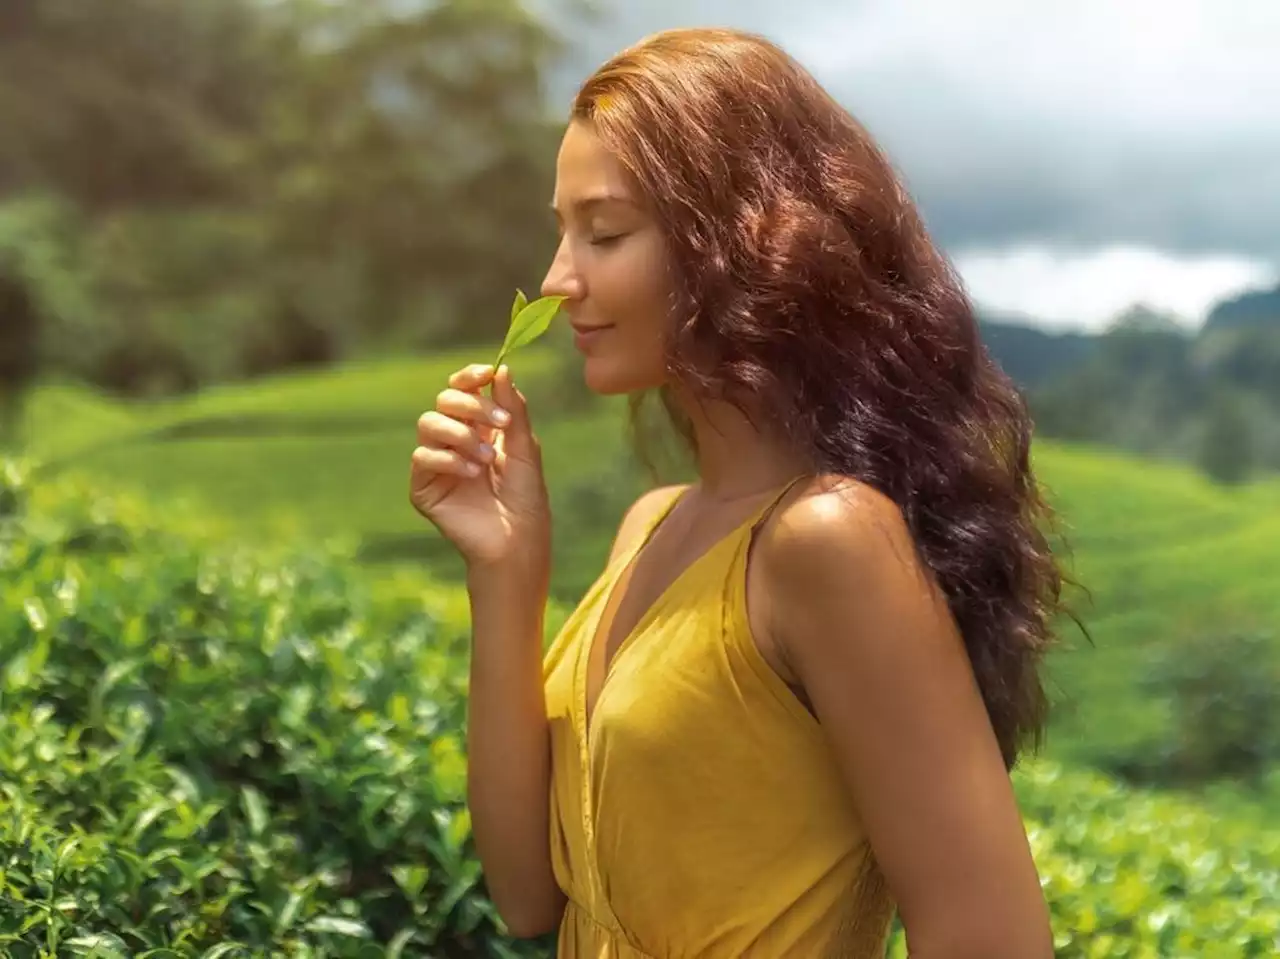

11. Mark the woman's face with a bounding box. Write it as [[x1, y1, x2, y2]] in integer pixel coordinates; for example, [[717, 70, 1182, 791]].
[[542, 119, 672, 395]]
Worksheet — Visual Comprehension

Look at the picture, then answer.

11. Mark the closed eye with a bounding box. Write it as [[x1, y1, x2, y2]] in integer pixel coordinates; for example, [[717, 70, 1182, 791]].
[[589, 233, 627, 247]]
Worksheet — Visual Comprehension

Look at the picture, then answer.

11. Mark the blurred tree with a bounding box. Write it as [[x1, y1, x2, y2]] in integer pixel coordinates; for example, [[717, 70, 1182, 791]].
[[0, 0, 581, 394], [1143, 627, 1280, 787], [1028, 298, 1280, 475], [253, 0, 567, 346], [1198, 390, 1254, 485], [0, 261, 40, 446], [0, 0, 273, 210]]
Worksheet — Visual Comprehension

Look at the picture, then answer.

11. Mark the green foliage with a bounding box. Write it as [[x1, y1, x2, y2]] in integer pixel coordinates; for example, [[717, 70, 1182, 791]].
[[1137, 628, 1280, 786], [3, 456, 1280, 956], [17, 356, 1280, 779], [883, 762, 1280, 958], [1198, 390, 1255, 484], [1026, 297, 1280, 475], [1018, 763, 1280, 958], [22, 347, 645, 606], [0, 459, 546, 956], [1034, 443, 1280, 774]]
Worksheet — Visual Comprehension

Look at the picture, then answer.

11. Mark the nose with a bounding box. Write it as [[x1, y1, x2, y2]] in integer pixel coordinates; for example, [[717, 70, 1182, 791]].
[[541, 236, 584, 304]]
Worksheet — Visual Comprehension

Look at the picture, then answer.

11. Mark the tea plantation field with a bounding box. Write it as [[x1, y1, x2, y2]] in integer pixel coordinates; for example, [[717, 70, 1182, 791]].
[[19, 345, 1280, 776], [2, 460, 1278, 957], [7, 347, 1280, 954]]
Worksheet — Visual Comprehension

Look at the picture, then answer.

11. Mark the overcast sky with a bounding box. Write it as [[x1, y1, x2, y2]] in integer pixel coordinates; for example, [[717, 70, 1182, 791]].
[[546, 0, 1280, 331]]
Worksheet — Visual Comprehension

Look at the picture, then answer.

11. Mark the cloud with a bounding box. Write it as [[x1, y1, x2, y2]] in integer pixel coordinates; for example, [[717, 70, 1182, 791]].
[[789, 0, 1280, 262], [953, 245, 1278, 331]]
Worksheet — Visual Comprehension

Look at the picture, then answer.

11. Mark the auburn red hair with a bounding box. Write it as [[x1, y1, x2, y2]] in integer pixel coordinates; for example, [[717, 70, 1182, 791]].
[[570, 27, 1077, 770]]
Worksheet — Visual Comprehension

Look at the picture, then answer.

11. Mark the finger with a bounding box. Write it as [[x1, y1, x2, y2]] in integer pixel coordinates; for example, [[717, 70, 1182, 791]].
[[435, 387, 511, 429], [491, 365, 539, 463], [447, 364, 496, 392], [412, 445, 483, 480], [416, 411, 496, 464], [490, 366, 525, 428]]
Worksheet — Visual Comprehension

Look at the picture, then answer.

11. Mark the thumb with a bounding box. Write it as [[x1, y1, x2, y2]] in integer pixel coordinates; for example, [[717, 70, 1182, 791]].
[[493, 365, 538, 461]]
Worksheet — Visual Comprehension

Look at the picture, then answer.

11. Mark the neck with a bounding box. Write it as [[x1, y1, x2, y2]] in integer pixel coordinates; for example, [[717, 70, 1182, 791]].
[[668, 383, 806, 502]]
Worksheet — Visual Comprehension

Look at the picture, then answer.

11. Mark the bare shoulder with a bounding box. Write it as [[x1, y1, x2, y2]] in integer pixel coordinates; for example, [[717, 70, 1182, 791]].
[[754, 473, 945, 667], [761, 474, 919, 579], [606, 483, 691, 564]]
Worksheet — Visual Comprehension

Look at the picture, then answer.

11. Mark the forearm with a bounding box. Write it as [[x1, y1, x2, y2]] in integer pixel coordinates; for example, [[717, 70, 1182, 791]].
[[464, 567, 565, 937], [902, 909, 1054, 959]]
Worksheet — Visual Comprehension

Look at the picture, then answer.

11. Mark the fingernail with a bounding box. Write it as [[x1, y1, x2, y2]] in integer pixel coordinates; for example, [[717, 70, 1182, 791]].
[[466, 461, 481, 476], [477, 442, 495, 460], [491, 407, 511, 426]]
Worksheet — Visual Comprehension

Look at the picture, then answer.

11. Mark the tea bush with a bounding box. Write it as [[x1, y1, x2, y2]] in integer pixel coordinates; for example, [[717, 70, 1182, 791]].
[[0, 458, 547, 957], [1141, 627, 1280, 786], [885, 762, 1280, 958], [3, 456, 1279, 957]]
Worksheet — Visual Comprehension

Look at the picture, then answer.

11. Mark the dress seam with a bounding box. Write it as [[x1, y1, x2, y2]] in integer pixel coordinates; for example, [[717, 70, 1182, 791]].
[[564, 898, 658, 958]]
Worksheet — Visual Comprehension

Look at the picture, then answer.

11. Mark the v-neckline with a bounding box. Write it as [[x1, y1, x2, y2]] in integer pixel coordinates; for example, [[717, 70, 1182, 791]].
[[577, 477, 805, 746], [579, 486, 694, 742]]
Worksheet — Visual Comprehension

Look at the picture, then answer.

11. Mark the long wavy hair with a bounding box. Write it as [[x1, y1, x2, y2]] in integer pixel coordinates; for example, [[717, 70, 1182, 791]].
[[571, 27, 1081, 770]]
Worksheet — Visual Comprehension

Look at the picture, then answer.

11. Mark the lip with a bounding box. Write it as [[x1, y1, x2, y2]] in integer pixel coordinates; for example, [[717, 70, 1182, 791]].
[[571, 323, 614, 351]]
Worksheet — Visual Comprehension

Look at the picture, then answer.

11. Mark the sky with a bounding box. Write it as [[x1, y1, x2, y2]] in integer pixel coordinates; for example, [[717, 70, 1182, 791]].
[[546, 0, 1280, 332]]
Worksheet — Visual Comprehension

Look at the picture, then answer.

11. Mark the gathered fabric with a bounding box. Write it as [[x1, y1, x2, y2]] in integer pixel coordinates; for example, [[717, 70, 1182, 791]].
[[541, 478, 896, 957]]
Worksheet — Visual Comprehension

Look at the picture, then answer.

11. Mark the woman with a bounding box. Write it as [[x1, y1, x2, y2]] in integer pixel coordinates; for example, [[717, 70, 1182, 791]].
[[410, 26, 1063, 959]]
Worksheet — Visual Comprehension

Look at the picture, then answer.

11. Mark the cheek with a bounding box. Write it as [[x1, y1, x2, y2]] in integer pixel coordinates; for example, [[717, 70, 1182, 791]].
[[594, 261, 663, 313], [592, 238, 670, 325], [583, 275, 670, 394]]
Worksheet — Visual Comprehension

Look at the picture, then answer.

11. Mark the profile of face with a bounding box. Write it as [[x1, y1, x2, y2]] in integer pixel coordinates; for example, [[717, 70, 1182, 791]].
[[542, 120, 673, 396]]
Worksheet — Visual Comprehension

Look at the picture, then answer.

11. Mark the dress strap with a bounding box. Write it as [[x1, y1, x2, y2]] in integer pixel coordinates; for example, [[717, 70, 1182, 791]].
[[629, 484, 692, 556], [749, 473, 811, 534], [630, 473, 808, 562]]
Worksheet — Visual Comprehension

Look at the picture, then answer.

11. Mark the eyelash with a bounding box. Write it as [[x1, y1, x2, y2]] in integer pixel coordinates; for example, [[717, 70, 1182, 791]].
[[589, 233, 625, 247]]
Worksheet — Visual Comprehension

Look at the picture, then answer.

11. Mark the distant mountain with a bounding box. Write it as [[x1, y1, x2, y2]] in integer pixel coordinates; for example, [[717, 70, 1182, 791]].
[[977, 313, 1099, 390], [1204, 283, 1280, 331]]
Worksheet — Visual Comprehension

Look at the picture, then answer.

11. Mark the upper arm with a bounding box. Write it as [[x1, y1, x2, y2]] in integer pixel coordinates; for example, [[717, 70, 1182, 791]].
[[759, 481, 1052, 959], [606, 484, 688, 565]]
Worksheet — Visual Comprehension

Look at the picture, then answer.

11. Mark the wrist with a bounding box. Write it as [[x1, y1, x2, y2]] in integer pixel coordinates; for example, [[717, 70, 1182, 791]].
[[466, 558, 549, 607]]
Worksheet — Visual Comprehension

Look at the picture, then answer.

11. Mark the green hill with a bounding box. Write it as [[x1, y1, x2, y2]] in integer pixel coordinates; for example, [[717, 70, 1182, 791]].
[[22, 345, 646, 607], [18, 348, 1280, 780], [1205, 282, 1280, 331]]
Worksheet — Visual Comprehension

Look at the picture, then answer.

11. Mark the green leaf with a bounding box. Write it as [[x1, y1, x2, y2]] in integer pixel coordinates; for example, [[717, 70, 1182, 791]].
[[509, 287, 528, 325], [494, 291, 566, 369], [66, 934, 129, 958], [198, 945, 245, 959], [306, 916, 372, 937], [391, 863, 429, 899], [387, 928, 418, 959], [275, 889, 305, 934], [240, 785, 268, 838]]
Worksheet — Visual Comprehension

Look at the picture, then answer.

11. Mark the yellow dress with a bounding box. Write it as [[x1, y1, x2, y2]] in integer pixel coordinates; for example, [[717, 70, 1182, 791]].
[[542, 478, 896, 958]]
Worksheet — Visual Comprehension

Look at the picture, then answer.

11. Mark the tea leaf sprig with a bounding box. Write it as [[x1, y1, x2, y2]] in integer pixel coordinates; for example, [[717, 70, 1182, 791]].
[[494, 290, 567, 370]]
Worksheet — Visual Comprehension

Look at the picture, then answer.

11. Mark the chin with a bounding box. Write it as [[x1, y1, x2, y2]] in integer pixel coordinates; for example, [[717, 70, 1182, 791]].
[[581, 355, 663, 396]]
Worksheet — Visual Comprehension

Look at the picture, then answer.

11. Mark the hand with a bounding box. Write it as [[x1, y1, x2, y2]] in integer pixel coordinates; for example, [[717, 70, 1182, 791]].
[[410, 364, 551, 575]]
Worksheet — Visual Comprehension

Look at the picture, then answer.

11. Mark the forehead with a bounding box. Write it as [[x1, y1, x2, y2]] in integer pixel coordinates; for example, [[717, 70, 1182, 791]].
[[551, 120, 637, 209]]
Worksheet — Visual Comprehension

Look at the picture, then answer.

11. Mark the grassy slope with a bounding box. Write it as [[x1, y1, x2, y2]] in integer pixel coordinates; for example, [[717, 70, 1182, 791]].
[[20, 350, 1280, 770], [1032, 443, 1280, 764], [24, 350, 644, 598]]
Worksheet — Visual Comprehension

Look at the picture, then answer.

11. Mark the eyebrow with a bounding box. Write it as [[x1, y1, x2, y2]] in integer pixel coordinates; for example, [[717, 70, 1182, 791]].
[[549, 193, 635, 216]]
